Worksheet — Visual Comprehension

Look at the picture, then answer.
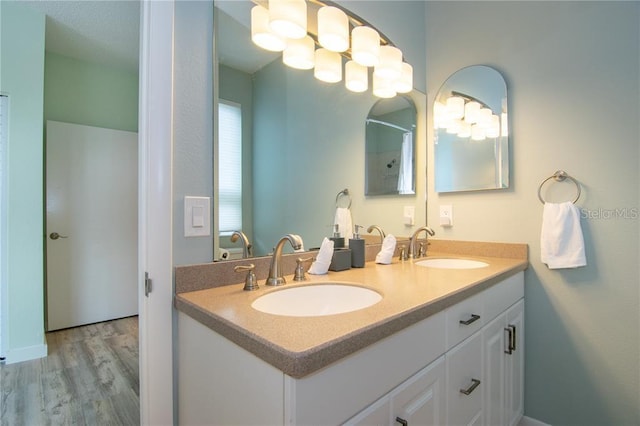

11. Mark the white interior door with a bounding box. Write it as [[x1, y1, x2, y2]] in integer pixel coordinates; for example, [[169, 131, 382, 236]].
[[46, 120, 138, 331]]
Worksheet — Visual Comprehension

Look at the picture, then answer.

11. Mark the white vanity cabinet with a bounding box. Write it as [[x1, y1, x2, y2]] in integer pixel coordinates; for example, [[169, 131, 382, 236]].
[[345, 272, 524, 426], [345, 356, 447, 426], [177, 271, 524, 426]]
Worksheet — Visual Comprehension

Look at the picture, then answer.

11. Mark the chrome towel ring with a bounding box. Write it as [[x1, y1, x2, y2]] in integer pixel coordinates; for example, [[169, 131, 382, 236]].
[[538, 170, 581, 204], [335, 188, 352, 209]]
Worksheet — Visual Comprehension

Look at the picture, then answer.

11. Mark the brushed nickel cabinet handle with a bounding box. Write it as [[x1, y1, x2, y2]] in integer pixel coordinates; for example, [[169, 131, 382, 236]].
[[505, 325, 516, 354], [460, 378, 481, 395], [459, 314, 480, 326]]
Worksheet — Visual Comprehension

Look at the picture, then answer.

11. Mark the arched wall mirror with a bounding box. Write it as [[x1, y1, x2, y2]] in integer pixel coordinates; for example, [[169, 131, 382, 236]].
[[214, 0, 426, 260], [365, 96, 417, 196], [433, 65, 509, 193]]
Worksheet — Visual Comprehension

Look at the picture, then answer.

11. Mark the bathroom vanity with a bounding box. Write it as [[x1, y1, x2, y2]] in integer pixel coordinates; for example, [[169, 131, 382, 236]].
[[175, 240, 527, 425]]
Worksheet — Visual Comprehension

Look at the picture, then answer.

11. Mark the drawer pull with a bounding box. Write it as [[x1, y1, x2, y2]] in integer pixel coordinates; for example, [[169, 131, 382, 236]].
[[459, 314, 480, 326], [396, 417, 408, 426], [460, 378, 481, 395], [505, 325, 517, 354]]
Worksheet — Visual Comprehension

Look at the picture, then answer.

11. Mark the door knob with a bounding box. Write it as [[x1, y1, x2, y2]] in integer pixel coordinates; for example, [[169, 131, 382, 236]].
[[49, 232, 68, 240]]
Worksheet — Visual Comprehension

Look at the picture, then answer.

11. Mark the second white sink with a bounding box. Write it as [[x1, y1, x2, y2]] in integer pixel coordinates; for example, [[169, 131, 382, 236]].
[[415, 258, 489, 269], [251, 283, 382, 317]]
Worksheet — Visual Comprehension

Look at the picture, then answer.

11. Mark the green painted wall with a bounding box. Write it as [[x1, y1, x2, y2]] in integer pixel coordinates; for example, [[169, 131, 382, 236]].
[[426, 2, 639, 424], [44, 52, 138, 132], [0, 1, 47, 362]]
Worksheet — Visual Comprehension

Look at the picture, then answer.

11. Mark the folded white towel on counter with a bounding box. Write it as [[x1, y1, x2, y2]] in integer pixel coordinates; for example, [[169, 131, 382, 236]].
[[309, 237, 334, 275], [375, 234, 397, 265], [334, 207, 353, 244], [541, 202, 586, 269]]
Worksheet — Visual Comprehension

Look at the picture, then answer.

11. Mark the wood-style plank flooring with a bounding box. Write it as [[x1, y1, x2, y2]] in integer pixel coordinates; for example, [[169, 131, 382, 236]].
[[0, 316, 139, 425]]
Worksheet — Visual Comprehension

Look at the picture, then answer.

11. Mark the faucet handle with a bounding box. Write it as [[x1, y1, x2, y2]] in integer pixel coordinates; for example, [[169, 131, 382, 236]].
[[418, 242, 427, 258], [398, 245, 408, 261], [235, 264, 258, 291], [293, 257, 313, 281]]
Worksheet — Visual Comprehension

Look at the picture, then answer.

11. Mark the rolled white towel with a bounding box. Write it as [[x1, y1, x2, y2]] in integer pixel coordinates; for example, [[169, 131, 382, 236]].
[[309, 238, 334, 275], [375, 234, 397, 265]]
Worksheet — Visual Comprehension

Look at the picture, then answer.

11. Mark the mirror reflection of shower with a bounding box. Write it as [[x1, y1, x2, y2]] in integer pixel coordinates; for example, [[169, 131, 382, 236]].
[[365, 96, 417, 196]]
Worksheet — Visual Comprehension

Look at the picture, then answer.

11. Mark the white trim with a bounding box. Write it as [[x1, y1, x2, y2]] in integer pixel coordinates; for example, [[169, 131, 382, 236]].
[[4, 343, 47, 365], [138, 1, 175, 424], [519, 415, 551, 426]]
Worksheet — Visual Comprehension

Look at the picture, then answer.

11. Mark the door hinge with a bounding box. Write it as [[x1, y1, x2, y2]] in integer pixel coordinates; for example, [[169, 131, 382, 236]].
[[145, 272, 152, 297]]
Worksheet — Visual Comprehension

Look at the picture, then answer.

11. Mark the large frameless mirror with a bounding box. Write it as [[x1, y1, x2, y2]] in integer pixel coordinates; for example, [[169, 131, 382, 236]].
[[433, 65, 509, 193], [365, 96, 417, 196]]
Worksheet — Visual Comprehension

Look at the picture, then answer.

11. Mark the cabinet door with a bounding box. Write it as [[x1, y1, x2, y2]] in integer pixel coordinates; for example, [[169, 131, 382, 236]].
[[391, 356, 446, 426], [446, 332, 483, 426], [483, 313, 507, 426], [505, 300, 524, 426]]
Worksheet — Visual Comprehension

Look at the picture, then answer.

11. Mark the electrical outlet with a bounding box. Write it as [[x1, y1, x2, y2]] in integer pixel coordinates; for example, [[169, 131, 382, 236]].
[[439, 204, 453, 227], [404, 206, 415, 226]]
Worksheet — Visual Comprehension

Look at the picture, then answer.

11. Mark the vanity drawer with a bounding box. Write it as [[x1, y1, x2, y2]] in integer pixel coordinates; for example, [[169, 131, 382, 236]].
[[445, 291, 484, 350], [483, 272, 524, 323]]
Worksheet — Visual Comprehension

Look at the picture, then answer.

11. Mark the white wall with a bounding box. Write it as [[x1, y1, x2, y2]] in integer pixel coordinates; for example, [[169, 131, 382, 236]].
[[425, 2, 639, 424]]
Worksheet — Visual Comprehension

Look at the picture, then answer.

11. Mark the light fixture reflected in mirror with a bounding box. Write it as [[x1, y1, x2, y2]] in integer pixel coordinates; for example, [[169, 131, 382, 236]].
[[433, 65, 509, 193], [250, 0, 413, 98], [251, 5, 287, 52], [268, 0, 307, 39], [283, 35, 315, 69]]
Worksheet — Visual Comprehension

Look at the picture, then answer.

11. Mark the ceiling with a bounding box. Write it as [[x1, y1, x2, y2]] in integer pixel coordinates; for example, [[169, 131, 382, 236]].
[[18, 0, 141, 72]]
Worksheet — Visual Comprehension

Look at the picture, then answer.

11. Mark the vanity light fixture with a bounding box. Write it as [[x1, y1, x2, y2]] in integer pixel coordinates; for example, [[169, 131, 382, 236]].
[[394, 62, 413, 94], [345, 60, 368, 92], [250, 0, 412, 97], [351, 26, 380, 66], [315, 48, 342, 82], [372, 73, 396, 98], [317, 6, 349, 52]]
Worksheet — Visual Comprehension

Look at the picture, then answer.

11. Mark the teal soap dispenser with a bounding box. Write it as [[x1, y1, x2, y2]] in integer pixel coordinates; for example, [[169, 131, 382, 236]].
[[349, 225, 365, 268]]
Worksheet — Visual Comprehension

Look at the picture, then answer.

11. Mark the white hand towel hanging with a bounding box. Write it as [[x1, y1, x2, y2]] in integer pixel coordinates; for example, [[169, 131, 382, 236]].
[[540, 201, 586, 269], [334, 207, 353, 243]]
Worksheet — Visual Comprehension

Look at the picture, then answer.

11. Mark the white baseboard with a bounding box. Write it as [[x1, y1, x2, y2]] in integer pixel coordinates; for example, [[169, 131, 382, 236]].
[[4, 342, 47, 364], [519, 415, 551, 426]]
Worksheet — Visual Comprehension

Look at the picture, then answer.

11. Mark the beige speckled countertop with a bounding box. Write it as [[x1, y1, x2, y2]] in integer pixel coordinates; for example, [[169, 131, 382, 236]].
[[175, 241, 528, 378]]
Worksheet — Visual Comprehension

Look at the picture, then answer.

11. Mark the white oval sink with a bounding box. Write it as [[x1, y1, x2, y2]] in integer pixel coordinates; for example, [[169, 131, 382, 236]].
[[415, 258, 489, 269], [251, 283, 382, 317]]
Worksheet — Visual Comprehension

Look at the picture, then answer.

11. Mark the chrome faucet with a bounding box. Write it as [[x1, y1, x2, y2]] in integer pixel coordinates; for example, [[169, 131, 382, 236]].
[[409, 226, 435, 259], [266, 234, 303, 286], [367, 225, 386, 243], [230, 231, 252, 258]]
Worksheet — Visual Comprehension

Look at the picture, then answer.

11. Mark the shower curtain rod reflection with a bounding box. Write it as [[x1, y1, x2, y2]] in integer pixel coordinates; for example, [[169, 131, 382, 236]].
[[366, 118, 413, 133]]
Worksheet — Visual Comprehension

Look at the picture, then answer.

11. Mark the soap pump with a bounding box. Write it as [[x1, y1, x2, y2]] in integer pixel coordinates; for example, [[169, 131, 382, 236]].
[[330, 224, 345, 248], [349, 225, 365, 268]]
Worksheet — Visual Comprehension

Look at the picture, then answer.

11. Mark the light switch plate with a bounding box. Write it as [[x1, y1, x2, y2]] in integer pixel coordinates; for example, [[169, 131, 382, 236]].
[[184, 196, 210, 237]]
